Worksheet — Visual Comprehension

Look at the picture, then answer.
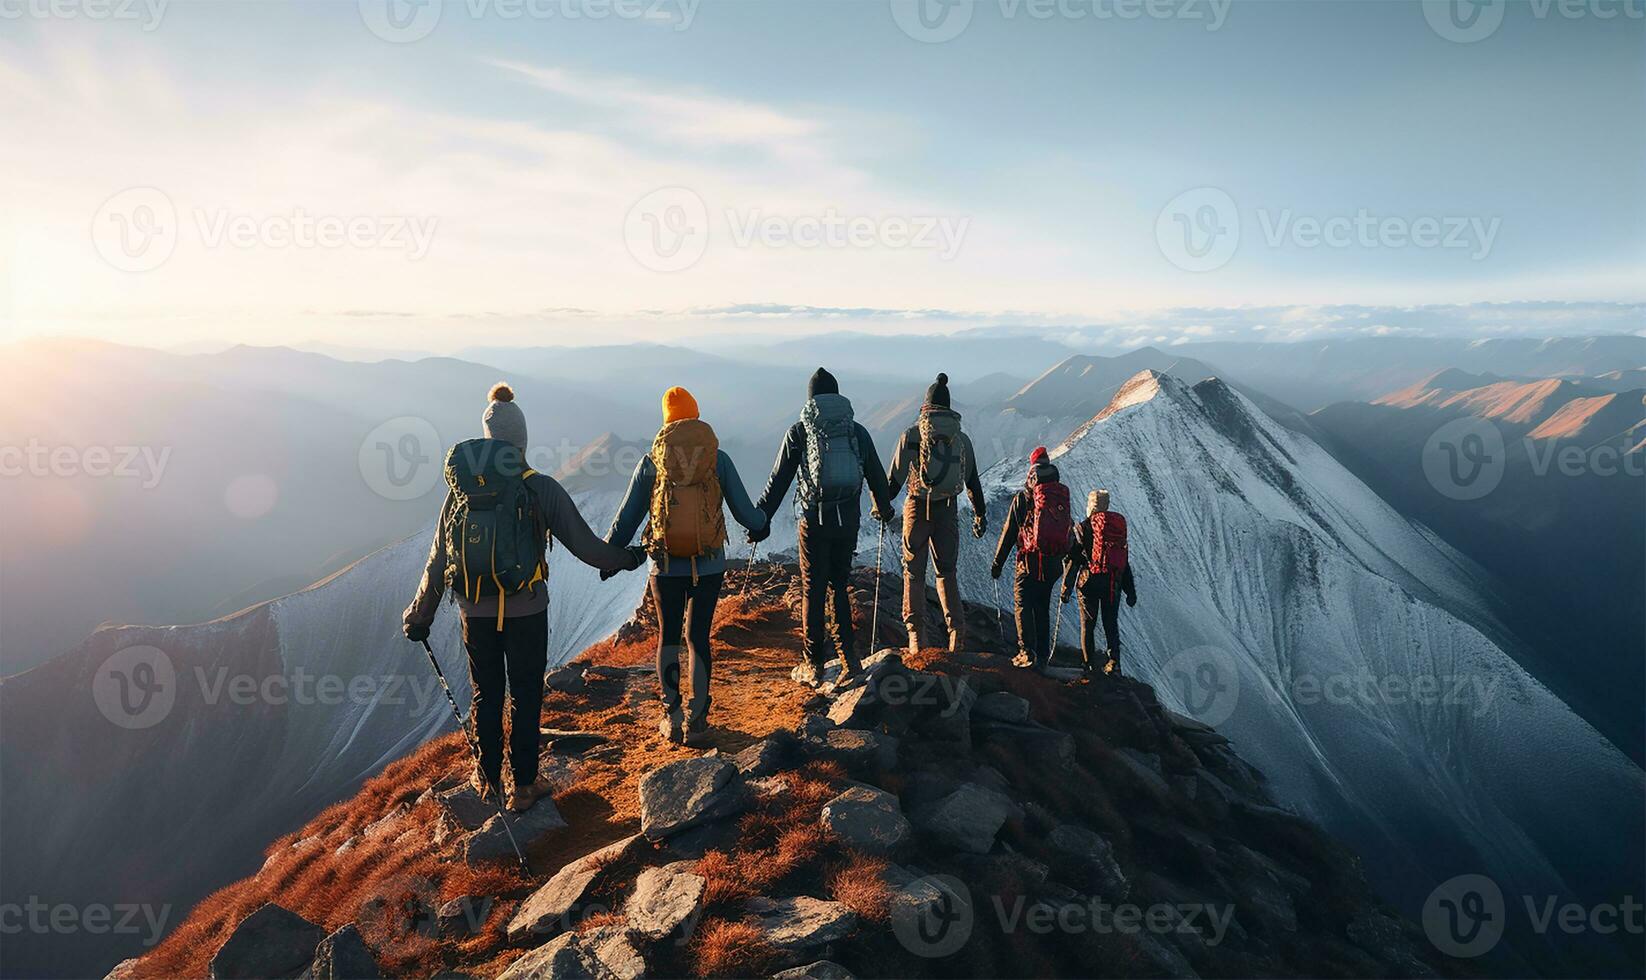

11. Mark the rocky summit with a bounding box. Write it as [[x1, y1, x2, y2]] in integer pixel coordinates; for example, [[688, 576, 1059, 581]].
[[119, 564, 1454, 979]]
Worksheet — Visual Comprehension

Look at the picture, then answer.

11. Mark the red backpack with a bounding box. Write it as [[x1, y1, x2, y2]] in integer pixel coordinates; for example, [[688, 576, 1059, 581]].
[[1089, 511, 1129, 577], [1020, 481, 1073, 564]]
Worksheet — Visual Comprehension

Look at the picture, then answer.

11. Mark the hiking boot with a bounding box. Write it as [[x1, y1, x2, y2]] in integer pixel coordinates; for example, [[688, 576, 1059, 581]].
[[470, 769, 498, 802], [507, 777, 552, 813], [795, 661, 822, 689], [1011, 651, 1033, 669], [683, 716, 712, 747], [658, 711, 684, 744]]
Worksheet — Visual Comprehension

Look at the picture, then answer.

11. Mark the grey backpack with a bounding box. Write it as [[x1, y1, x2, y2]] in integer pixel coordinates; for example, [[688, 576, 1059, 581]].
[[915, 407, 967, 501], [798, 393, 863, 507]]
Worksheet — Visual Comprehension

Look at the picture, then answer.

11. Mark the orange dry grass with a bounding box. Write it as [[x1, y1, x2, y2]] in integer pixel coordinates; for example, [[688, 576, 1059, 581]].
[[691, 918, 778, 978], [827, 854, 891, 923]]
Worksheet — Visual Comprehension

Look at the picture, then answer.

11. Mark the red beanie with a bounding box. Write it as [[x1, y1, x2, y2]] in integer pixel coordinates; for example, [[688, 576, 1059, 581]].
[[1030, 446, 1049, 465]]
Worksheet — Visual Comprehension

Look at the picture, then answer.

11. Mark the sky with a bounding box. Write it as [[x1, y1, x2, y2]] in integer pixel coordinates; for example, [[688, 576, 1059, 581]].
[[1, 0, 1642, 352]]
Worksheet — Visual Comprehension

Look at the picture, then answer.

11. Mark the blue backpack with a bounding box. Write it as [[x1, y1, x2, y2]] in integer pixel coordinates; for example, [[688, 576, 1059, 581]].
[[798, 394, 863, 507]]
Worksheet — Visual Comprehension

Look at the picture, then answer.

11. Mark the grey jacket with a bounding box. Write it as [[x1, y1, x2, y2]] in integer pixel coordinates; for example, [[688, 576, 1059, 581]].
[[756, 415, 894, 531], [404, 472, 635, 627]]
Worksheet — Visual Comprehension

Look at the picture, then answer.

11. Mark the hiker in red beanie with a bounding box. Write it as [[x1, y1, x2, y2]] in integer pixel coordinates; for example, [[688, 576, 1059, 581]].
[[991, 446, 1073, 673]]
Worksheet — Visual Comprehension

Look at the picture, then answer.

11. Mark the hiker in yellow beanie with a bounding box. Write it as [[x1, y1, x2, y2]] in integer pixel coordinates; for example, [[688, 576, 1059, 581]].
[[606, 387, 768, 746]]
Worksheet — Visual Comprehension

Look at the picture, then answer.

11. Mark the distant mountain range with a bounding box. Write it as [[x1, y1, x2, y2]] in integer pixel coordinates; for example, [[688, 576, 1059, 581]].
[[1311, 370, 1645, 759]]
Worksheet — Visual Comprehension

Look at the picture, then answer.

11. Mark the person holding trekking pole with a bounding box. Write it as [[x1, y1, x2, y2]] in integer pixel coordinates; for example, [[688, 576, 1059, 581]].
[[604, 387, 769, 746], [403, 383, 646, 813], [1061, 489, 1138, 679], [885, 373, 988, 656], [755, 368, 895, 689], [991, 446, 1073, 674]]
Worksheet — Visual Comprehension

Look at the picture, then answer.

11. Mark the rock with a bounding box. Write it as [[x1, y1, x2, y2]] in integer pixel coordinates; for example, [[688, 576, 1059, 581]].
[[917, 782, 1021, 854], [797, 714, 835, 740], [731, 734, 794, 778], [771, 962, 855, 980], [209, 903, 326, 980], [973, 691, 1030, 723], [825, 684, 880, 729], [582, 664, 652, 680], [745, 896, 857, 965], [437, 896, 492, 939], [305, 924, 379, 980], [103, 959, 141, 979], [1346, 914, 1438, 979], [664, 816, 743, 861], [1192, 768, 1236, 820], [507, 835, 642, 943], [970, 764, 1010, 793], [910, 673, 976, 744], [496, 925, 645, 980], [624, 861, 706, 941], [436, 785, 497, 832], [1036, 665, 1085, 682], [1047, 824, 1129, 900], [812, 729, 898, 770], [362, 804, 408, 840], [465, 797, 568, 866], [901, 769, 963, 811], [540, 729, 608, 754], [638, 757, 750, 841], [543, 666, 587, 695], [1119, 930, 1200, 979], [1112, 748, 1171, 796], [819, 785, 910, 855], [975, 721, 1073, 763], [881, 864, 974, 935]]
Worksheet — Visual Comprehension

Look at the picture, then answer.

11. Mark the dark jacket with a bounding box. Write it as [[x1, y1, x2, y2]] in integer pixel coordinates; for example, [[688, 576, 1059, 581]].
[[992, 462, 1066, 579], [405, 472, 635, 627], [1063, 514, 1138, 600], [885, 422, 987, 519], [757, 414, 893, 531], [606, 450, 767, 578]]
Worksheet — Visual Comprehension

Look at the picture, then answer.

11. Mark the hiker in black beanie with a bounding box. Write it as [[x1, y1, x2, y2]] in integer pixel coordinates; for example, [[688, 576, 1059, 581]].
[[756, 368, 894, 688], [885, 373, 987, 654]]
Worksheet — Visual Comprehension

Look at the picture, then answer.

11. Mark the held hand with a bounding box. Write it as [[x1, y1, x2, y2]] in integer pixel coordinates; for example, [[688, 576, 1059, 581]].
[[600, 566, 622, 582], [972, 515, 987, 539], [404, 622, 430, 643], [626, 545, 648, 570], [872, 505, 893, 524], [748, 521, 771, 545]]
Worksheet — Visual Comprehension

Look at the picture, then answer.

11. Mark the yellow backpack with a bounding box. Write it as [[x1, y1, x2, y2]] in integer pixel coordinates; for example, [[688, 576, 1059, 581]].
[[644, 418, 727, 563]]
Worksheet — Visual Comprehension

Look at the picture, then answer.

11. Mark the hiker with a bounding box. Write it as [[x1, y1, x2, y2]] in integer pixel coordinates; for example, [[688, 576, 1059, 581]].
[[755, 368, 895, 688], [1061, 489, 1138, 678], [403, 383, 646, 812], [991, 446, 1073, 672], [885, 373, 987, 655], [604, 386, 769, 746]]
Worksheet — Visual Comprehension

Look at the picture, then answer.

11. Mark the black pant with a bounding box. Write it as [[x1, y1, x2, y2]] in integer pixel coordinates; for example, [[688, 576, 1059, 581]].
[[461, 609, 548, 789], [1013, 568, 1058, 665], [651, 572, 723, 723], [798, 522, 859, 669], [1078, 575, 1122, 670]]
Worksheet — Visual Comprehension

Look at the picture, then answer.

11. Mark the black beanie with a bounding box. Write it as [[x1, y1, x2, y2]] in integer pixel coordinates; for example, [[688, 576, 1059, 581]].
[[809, 367, 839, 398], [925, 372, 951, 409]]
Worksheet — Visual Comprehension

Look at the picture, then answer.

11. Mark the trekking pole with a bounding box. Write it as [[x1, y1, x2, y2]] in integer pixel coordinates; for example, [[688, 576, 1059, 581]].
[[991, 575, 1007, 649], [869, 521, 885, 654], [419, 639, 530, 874], [741, 539, 762, 601], [1049, 594, 1064, 665]]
